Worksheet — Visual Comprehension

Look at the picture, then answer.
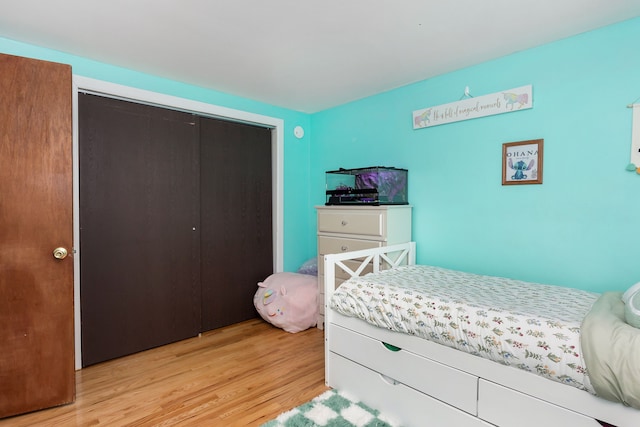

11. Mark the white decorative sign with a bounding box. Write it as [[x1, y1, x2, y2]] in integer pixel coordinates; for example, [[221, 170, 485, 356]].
[[630, 105, 640, 169], [413, 85, 533, 129]]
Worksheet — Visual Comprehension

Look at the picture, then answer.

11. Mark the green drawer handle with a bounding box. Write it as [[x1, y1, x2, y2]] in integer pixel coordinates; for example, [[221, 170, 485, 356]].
[[382, 342, 401, 352]]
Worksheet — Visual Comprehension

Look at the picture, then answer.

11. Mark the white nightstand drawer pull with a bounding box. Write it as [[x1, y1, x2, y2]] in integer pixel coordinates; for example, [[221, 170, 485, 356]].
[[341, 245, 348, 252], [341, 220, 348, 226]]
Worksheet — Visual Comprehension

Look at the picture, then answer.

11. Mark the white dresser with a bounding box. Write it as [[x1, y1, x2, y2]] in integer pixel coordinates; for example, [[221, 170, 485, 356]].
[[315, 205, 412, 329]]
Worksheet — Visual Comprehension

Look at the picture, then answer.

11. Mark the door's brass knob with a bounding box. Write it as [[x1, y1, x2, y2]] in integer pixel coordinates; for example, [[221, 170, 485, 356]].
[[53, 247, 68, 260]]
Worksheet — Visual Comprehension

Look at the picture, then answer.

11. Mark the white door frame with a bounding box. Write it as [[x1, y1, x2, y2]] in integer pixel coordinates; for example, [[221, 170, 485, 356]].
[[72, 76, 284, 369]]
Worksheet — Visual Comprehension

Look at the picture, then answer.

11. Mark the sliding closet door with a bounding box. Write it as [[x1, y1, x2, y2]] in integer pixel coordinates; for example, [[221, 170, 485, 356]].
[[200, 118, 273, 331], [79, 93, 200, 367]]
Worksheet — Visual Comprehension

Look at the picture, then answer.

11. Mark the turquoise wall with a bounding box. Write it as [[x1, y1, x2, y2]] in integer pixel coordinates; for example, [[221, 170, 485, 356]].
[[311, 17, 640, 293], [0, 37, 314, 272], [4, 17, 640, 291]]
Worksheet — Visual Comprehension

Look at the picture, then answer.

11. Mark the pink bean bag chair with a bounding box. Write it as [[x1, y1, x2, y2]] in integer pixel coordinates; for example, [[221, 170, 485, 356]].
[[254, 272, 318, 333]]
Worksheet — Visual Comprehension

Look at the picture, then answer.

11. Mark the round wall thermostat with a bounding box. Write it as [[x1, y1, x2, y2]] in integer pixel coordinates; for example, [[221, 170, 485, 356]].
[[294, 126, 304, 139]]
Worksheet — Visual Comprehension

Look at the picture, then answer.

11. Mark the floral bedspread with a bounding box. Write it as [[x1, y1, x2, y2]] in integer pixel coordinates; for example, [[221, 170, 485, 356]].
[[330, 265, 599, 393]]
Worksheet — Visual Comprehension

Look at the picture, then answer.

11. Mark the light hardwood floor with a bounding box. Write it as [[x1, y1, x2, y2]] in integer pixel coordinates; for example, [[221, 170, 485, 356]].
[[1, 319, 328, 426]]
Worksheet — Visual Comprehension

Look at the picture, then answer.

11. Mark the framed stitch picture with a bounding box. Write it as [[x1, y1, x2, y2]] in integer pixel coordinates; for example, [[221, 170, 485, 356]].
[[502, 139, 543, 185]]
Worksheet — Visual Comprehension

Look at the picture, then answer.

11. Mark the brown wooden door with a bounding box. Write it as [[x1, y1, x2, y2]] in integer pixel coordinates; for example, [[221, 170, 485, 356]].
[[0, 54, 75, 417], [79, 94, 201, 367], [200, 117, 273, 331]]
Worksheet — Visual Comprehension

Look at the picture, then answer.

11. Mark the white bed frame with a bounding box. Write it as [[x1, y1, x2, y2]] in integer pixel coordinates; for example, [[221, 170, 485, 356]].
[[323, 242, 640, 427]]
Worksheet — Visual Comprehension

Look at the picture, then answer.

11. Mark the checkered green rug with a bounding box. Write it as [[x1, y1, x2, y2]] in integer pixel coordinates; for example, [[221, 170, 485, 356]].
[[261, 389, 403, 427]]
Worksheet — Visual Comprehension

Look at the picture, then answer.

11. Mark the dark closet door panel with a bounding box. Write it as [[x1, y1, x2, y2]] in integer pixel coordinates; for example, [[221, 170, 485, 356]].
[[79, 93, 200, 366], [200, 118, 273, 331]]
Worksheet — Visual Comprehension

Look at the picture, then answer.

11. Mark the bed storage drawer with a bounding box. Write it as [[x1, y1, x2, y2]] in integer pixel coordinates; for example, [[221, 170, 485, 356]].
[[328, 352, 490, 427], [318, 209, 385, 236], [478, 379, 601, 427], [329, 324, 479, 415]]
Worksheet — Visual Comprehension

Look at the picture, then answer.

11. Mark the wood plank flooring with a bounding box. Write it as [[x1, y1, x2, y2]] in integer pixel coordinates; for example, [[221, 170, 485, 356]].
[[0, 319, 328, 426]]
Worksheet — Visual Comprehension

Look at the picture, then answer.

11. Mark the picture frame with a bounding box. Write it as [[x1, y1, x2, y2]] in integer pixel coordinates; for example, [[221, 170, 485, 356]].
[[502, 139, 543, 185]]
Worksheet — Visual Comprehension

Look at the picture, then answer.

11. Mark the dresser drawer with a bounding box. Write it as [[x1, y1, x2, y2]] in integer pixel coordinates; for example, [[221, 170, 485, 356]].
[[318, 209, 385, 237], [317, 274, 349, 295], [318, 257, 375, 278], [318, 236, 382, 255], [329, 323, 479, 415]]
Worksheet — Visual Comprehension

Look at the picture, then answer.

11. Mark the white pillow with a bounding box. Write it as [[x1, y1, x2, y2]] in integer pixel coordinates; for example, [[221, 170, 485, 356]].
[[625, 291, 640, 329], [622, 282, 640, 304]]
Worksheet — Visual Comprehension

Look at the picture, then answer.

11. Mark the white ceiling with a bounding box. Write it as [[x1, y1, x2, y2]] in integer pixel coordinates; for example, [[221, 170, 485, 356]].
[[1, 1, 639, 113]]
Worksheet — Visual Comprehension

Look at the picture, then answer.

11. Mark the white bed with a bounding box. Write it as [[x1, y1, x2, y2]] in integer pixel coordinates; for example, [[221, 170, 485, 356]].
[[323, 242, 640, 427]]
